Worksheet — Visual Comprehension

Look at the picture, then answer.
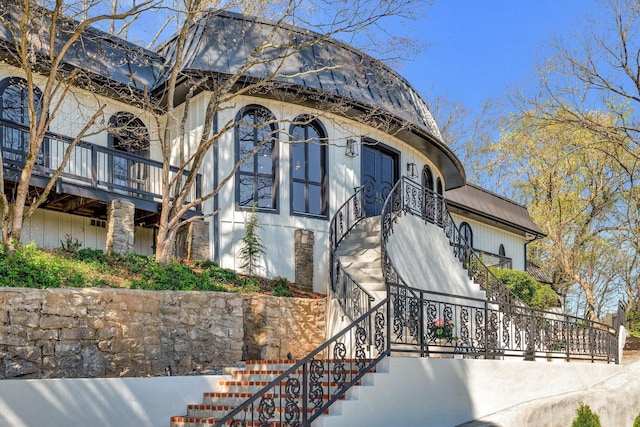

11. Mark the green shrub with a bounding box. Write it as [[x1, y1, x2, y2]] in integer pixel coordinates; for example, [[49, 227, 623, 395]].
[[209, 266, 239, 284], [75, 248, 107, 263], [571, 402, 601, 427], [238, 205, 265, 275], [195, 259, 218, 269], [241, 277, 261, 293], [60, 234, 82, 253], [0, 243, 63, 288], [272, 276, 293, 297], [490, 268, 558, 310], [634, 412, 640, 427], [131, 262, 201, 291]]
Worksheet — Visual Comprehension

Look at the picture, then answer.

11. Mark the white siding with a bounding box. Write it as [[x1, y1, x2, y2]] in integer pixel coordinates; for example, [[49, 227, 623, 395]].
[[450, 213, 527, 271]]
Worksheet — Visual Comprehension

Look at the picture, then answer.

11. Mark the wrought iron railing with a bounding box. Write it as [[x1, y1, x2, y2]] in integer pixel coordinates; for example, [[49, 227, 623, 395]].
[[381, 176, 619, 363], [213, 299, 389, 426], [329, 186, 374, 321], [382, 177, 523, 306], [388, 283, 617, 362], [0, 119, 202, 213], [474, 249, 513, 269]]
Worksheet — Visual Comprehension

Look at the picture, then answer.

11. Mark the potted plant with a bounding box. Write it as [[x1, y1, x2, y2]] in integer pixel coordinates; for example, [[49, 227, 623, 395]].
[[426, 318, 457, 345]]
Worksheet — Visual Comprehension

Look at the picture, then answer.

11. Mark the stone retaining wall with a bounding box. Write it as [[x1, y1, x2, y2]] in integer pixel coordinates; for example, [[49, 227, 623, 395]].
[[0, 288, 325, 379]]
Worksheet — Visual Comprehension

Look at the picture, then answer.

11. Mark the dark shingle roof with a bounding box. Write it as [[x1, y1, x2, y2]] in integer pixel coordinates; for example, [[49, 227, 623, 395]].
[[445, 184, 545, 237]]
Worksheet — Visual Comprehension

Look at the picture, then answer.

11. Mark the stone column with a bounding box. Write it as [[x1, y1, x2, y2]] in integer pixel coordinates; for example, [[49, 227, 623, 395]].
[[176, 220, 210, 261], [105, 199, 135, 255], [294, 229, 314, 291]]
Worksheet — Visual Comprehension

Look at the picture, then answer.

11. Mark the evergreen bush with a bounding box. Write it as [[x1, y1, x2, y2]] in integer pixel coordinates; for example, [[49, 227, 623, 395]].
[[571, 402, 601, 427]]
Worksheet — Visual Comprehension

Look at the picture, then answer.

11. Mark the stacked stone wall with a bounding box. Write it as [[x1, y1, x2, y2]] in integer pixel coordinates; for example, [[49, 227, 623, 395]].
[[0, 288, 325, 379]]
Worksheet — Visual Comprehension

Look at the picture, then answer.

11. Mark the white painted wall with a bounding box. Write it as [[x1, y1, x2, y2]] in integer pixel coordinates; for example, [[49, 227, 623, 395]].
[[207, 95, 447, 293], [386, 214, 486, 300], [21, 208, 154, 255], [317, 357, 621, 427], [0, 374, 231, 427], [0, 358, 619, 427], [450, 213, 527, 272]]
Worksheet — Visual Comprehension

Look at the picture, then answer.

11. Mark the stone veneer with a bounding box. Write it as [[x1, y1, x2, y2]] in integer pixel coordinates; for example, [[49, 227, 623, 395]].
[[294, 229, 314, 291], [176, 220, 210, 261], [0, 288, 325, 379], [105, 199, 135, 255]]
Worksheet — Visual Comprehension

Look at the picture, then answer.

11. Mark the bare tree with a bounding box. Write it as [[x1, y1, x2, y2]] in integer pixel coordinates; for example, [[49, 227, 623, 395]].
[[0, 0, 156, 253], [132, 0, 429, 264]]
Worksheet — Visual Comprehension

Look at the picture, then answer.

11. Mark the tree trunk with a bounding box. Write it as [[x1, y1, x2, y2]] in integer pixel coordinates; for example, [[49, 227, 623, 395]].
[[155, 223, 177, 265]]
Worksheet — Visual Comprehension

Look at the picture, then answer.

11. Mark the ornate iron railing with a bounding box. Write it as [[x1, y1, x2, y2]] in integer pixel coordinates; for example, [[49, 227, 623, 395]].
[[0, 119, 202, 213], [388, 283, 617, 362], [213, 299, 389, 426], [329, 186, 374, 321], [382, 177, 523, 306], [381, 176, 619, 363]]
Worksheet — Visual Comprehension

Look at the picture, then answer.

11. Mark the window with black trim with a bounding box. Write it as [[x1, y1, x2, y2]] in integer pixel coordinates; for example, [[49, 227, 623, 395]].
[[108, 112, 150, 192], [290, 117, 327, 217], [460, 222, 473, 248], [499, 244, 506, 257], [235, 105, 278, 211], [0, 77, 45, 167]]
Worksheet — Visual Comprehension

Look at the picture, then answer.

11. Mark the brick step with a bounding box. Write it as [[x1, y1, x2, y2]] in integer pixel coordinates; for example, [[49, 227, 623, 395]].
[[185, 402, 330, 419], [228, 368, 371, 382], [171, 416, 314, 427], [202, 391, 346, 406], [216, 380, 361, 394]]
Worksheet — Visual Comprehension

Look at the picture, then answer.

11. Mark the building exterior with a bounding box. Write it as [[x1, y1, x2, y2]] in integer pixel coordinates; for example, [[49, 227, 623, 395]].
[[0, 8, 541, 294]]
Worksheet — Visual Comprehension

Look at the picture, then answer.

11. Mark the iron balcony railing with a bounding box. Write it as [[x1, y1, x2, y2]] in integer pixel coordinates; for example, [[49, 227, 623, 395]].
[[0, 119, 202, 213], [388, 283, 618, 362], [329, 185, 374, 321], [382, 176, 523, 306]]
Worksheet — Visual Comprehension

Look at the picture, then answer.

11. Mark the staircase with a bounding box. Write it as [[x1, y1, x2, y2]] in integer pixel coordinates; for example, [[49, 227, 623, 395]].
[[170, 359, 380, 426], [334, 216, 385, 304]]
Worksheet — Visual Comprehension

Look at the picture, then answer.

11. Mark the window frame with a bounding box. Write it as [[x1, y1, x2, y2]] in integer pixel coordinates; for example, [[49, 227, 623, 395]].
[[460, 222, 473, 248], [0, 77, 46, 168], [234, 104, 279, 213], [289, 116, 329, 219]]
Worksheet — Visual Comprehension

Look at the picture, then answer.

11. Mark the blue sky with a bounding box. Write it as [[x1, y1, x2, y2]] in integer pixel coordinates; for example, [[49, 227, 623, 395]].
[[393, 0, 601, 115]]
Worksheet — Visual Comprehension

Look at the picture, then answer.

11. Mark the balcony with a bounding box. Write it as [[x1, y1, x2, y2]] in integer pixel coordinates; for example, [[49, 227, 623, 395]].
[[0, 119, 202, 225]]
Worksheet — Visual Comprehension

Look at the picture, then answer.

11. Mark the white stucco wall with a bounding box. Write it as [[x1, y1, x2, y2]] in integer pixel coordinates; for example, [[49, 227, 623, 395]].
[[0, 374, 231, 427], [318, 357, 621, 427]]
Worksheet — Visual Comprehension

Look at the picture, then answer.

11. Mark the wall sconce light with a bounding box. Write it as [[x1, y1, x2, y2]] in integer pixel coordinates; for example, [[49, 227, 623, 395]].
[[345, 138, 358, 157], [407, 162, 417, 178]]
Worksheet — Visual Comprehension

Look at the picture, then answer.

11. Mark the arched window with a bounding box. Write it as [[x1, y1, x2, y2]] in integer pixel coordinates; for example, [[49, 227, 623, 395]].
[[290, 117, 328, 217], [108, 112, 150, 191], [0, 77, 45, 167], [499, 244, 506, 257], [235, 105, 278, 211], [460, 222, 473, 248], [422, 165, 434, 191], [436, 176, 444, 224]]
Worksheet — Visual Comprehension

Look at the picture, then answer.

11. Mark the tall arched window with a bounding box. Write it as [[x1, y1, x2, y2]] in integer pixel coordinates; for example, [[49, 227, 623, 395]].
[[436, 176, 444, 224], [498, 244, 506, 257], [108, 112, 150, 192], [235, 105, 278, 211], [460, 222, 473, 248], [422, 165, 434, 191], [0, 77, 44, 167], [290, 117, 328, 217]]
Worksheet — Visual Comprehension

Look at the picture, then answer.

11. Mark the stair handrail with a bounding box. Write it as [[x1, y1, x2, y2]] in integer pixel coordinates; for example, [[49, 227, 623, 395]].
[[329, 185, 375, 320], [213, 298, 389, 426], [381, 177, 525, 307]]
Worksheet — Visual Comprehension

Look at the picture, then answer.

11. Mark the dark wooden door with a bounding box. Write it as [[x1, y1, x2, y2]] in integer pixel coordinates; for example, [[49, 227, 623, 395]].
[[362, 145, 398, 217]]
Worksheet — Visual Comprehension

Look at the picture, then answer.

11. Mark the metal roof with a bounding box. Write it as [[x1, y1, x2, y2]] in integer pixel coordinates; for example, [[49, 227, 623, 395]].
[[0, 3, 166, 91], [157, 11, 442, 139], [445, 183, 545, 238]]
